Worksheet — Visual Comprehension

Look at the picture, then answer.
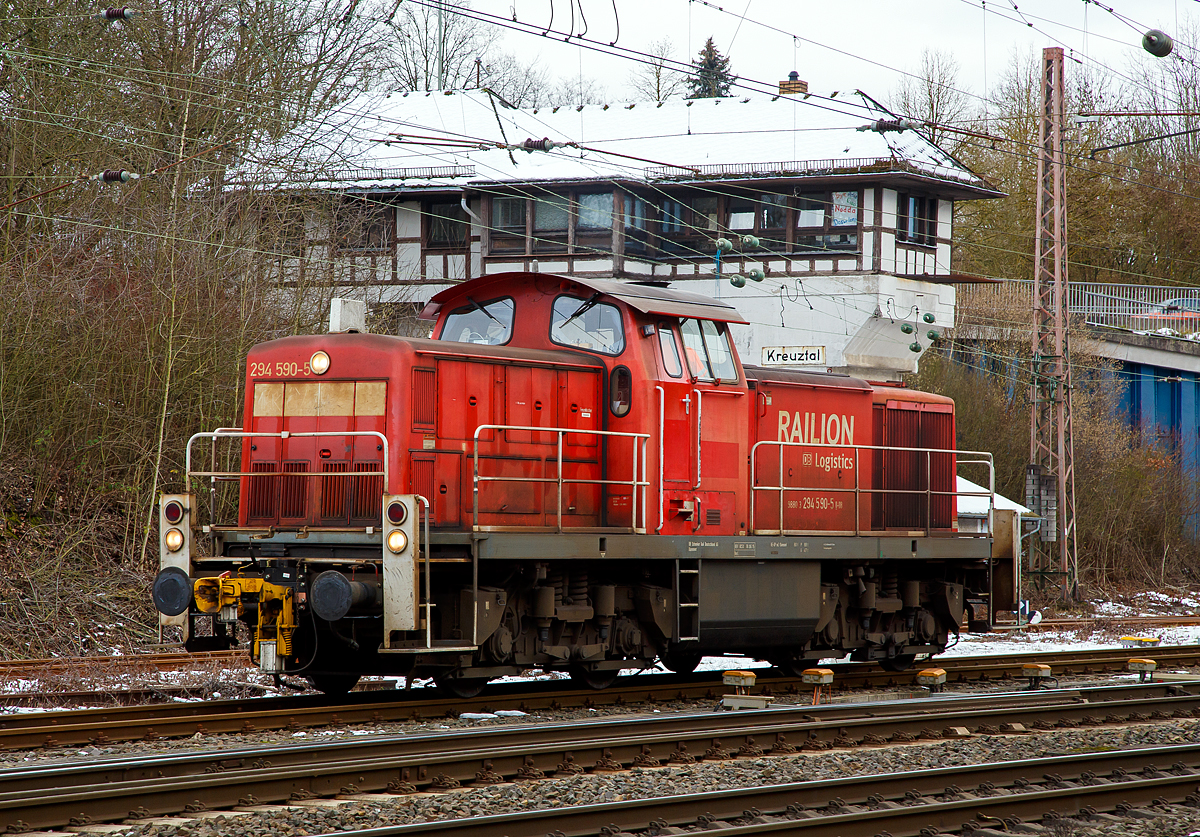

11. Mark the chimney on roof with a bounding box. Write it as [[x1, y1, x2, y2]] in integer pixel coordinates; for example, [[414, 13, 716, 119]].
[[779, 70, 807, 95]]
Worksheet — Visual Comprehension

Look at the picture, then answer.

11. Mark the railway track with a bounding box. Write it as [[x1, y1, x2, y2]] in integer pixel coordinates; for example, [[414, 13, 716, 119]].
[[321, 742, 1200, 837], [2, 645, 1199, 751], [0, 650, 246, 677], [2, 681, 1199, 832]]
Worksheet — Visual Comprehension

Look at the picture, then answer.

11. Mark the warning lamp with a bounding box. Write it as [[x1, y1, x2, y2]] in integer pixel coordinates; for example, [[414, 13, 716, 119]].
[[387, 529, 409, 554], [164, 528, 185, 552], [310, 351, 330, 375], [164, 500, 185, 524], [386, 500, 409, 525]]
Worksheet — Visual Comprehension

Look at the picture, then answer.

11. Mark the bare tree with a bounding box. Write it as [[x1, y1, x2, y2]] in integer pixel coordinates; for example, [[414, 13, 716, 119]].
[[890, 49, 974, 151], [478, 51, 554, 107], [546, 74, 608, 108], [627, 38, 687, 103], [388, 0, 500, 91]]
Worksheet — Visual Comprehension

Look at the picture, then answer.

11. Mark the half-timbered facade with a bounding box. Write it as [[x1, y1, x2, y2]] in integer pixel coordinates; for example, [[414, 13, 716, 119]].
[[246, 85, 1000, 379]]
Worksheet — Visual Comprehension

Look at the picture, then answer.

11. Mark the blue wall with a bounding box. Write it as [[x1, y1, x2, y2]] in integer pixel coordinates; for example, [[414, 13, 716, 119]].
[[1118, 363, 1200, 539]]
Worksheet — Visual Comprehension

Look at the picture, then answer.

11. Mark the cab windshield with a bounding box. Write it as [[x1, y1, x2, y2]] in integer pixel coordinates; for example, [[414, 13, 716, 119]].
[[440, 297, 514, 345], [549, 295, 626, 356]]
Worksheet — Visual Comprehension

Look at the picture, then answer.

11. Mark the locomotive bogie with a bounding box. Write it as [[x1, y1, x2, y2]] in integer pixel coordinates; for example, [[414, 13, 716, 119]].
[[152, 272, 997, 691]]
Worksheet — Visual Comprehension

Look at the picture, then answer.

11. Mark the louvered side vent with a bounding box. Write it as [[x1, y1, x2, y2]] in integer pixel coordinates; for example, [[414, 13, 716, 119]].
[[321, 461, 349, 522], [706, 508, 721, 526], [883, 409, 922, 528], [922, 411, 956, 528], [249, 461, 276, 520], [279, 461, 309, 520], [412, 368, 436, 428], [351, 460, 383, 521], [412, 458, 435, 521]]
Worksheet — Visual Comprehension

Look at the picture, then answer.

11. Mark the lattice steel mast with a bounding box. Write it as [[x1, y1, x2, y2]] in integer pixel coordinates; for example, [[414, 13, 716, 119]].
[[1026, 46, 1079, 600]]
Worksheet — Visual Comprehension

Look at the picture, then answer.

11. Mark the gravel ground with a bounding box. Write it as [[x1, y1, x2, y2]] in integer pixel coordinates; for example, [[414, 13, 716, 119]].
[[72, 719, 1200, 837]]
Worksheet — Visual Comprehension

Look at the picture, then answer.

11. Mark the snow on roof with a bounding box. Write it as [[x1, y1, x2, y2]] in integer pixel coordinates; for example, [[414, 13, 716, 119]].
[[956, 475, 1031, 517], [238, 89, 995, 194]]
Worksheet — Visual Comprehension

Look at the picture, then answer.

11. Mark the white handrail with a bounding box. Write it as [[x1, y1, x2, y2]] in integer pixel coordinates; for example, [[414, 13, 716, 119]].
[[749, 439, 994, 537], [472, 423, 651, 532]]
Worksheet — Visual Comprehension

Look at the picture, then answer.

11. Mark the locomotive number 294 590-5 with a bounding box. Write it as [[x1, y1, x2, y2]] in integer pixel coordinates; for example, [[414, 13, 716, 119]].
[[248, 360, 315, 377]]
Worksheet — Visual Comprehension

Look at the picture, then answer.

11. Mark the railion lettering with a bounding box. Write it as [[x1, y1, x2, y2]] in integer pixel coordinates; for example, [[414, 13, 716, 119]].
[[776, 410, 855, 446]]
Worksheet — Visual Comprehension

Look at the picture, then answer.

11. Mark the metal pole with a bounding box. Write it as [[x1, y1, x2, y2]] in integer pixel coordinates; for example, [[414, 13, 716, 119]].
[[437, 0, 445, 89], [1028, 46, 1079, 601]]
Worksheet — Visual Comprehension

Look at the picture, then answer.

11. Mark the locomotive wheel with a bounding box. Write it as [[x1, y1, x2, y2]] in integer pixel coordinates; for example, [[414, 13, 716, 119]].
[[878, 654, 918, 672], [435, 675, 488, 699], [569, 666, 619, 690], [659, 648, 703, 674], [307, 673, 361, 695]]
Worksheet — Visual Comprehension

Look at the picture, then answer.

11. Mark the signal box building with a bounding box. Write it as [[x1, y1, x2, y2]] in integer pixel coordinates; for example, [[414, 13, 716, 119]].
[[245, 82, 1000, 380]]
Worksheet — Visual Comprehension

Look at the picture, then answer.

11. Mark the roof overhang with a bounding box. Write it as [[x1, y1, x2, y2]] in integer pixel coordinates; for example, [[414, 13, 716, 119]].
[[421, 272, 750, 325], [897, 272, 1002, 284]]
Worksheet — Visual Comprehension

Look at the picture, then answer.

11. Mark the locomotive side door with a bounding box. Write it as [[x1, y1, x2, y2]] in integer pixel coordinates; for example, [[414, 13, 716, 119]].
[[656, 318, 746, 535], [656, 322, 696, 486], [678, 318, 747, 534]]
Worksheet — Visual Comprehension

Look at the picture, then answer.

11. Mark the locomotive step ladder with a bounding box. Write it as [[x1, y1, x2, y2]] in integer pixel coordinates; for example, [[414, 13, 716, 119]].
[[676, 557, 700, 642]]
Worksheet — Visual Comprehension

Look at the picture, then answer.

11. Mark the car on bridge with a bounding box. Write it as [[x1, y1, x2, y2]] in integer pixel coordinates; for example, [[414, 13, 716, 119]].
[[1128, 298, 1200, 333]]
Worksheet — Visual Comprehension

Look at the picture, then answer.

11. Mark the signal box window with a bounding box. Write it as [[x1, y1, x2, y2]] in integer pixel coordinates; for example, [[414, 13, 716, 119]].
[[427, 202, 468, 249], [533, 196, 570, 253], [680, 318, 738, 383], [795, 190, 859, 252], [334, 200, 392, 253], [441, 297, 515, 345], [550, 295, 625, 356], [897, 194, 937, 246], [490, 197, 526, 253]]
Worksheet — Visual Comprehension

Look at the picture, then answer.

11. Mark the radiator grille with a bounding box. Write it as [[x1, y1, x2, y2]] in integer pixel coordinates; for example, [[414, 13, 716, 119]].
[[705, 508, 722, 526], [249, 461, 276, 520], [883, 409, 922, 528], [279, 461, 309, 520], [923, 411, 955, 529], [321, 461, 349, 520], [412, 368, 436, 427], [351, 460, 383, 521]]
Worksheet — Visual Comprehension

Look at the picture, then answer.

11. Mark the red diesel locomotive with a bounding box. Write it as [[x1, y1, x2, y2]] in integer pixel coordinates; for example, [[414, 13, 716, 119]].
[[151, 271, 995, 695]]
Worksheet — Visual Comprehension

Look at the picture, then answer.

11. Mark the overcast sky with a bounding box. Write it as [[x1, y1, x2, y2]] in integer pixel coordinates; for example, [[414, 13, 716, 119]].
[[465, 0, 1188, 110]]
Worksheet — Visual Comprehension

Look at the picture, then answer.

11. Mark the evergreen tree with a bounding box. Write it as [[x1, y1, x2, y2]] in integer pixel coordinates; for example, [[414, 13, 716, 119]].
[[686, 37, 736, 98]]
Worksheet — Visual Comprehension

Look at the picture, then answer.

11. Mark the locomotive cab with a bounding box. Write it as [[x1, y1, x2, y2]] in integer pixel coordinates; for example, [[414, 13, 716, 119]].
[[152, 271, 996, 694]]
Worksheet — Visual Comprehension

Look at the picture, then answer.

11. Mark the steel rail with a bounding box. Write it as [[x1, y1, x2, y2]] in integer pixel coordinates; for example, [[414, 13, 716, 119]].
[[2, 683, 1200, 831], [0, 650, 245, 675], [299, 744, 1200, 837], [2, 645, 1200, 751]]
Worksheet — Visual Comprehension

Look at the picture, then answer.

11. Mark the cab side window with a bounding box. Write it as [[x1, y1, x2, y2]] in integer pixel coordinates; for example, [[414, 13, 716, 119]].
[[680, 318, 738, 383], [658, 322, 683, 378]]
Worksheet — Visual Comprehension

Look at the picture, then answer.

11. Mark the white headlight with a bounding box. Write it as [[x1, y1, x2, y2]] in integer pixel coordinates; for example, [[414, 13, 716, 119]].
[[310, 351, 331, 375], [387, 529, 409, 554], [165, 528, 185, 552]]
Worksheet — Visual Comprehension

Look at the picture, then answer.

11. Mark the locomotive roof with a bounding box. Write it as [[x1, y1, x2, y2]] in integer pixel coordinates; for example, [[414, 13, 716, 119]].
[[423, 273, 749, 325]]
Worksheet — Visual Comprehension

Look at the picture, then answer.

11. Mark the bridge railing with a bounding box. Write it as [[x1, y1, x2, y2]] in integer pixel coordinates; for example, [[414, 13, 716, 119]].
[[959, 281, 1200, 335]]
